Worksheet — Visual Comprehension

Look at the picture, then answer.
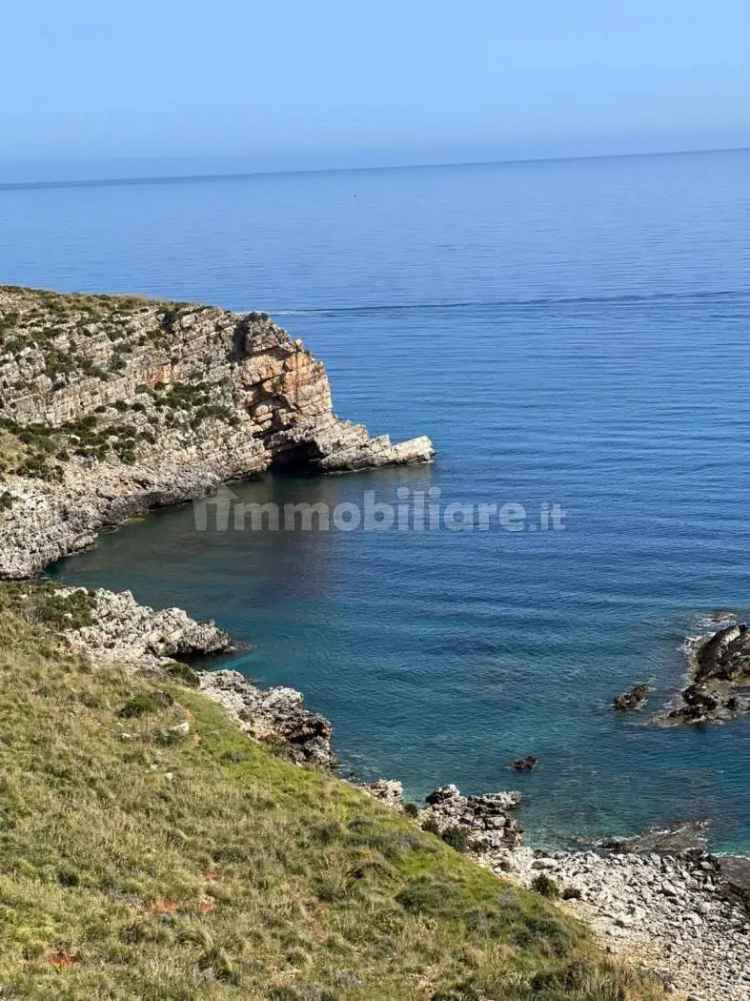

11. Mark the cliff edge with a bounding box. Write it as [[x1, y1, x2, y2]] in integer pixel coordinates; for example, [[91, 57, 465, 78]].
[[0, 286, 433, 577]]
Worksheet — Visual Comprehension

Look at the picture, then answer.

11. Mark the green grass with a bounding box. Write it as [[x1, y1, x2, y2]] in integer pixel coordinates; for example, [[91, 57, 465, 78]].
[[0, 580, 97, 628], [0, 596, 664, 1000]]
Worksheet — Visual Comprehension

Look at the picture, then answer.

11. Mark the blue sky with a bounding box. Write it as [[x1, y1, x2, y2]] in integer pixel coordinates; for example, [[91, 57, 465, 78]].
[[2, 1, 748, 179]]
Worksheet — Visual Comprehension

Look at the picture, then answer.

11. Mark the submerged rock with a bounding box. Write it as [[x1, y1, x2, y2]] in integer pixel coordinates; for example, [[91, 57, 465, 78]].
[[716, 855, 750, 910], [600, 819, 712, 855], [704, 609, 738, 625], [510, 754, 539, 771]]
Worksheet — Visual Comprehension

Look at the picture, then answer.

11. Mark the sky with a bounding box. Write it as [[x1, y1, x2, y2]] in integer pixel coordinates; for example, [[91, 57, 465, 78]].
[[1, 1, 748, 181]]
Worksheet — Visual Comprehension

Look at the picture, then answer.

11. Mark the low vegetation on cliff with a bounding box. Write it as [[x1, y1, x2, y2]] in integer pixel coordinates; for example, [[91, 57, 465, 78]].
[[0, 589, 663, 1001], [0, 285, 432, 578], [0, 286, 242, 480]]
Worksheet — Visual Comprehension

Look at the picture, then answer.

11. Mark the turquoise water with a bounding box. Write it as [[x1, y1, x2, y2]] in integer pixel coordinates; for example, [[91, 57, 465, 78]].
[[4, 150, 750, 850]]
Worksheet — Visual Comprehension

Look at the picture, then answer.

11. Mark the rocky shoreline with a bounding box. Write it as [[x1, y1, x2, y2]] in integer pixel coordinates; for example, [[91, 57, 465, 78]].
[[369, 781, 750, 1001], [39, 582, 340, 770], [198, 669, 336, 768], [37, 580, 749, 1001], [506, 843, 750, 1000]]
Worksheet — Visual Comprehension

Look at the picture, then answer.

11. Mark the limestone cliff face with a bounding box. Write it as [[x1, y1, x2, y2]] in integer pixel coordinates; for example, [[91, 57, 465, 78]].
[[0, 286, 433, 577]]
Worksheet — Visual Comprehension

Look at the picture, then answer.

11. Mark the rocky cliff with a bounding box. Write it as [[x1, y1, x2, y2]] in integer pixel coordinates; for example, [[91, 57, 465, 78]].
[[0, 285, 433, 576]]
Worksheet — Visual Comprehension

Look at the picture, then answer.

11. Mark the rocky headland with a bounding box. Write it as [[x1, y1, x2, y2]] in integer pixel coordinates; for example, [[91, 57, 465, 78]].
[[0, 285, 432, 577], [64, 584, 232, 669]]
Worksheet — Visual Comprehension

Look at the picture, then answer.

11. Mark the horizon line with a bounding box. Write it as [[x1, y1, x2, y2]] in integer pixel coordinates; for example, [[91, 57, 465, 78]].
[[1, 143, 749, 194]]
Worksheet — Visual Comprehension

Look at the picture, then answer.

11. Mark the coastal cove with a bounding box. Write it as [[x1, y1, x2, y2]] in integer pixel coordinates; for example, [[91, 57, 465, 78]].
[[6, 2, 750, 993], [5, 149, 750, 855], [49, 461, 750, 854]]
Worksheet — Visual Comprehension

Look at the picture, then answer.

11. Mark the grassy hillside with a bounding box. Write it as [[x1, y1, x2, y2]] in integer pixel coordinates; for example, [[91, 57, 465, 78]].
[[0, 592, 663, 1001]]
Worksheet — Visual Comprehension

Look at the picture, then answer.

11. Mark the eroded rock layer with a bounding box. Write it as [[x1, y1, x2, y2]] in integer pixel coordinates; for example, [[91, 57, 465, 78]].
[[0, 286, 433, 577]]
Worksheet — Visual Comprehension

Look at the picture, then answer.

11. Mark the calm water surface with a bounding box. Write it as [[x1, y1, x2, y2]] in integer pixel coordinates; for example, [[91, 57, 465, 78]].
[[3, 150, 750, 849]]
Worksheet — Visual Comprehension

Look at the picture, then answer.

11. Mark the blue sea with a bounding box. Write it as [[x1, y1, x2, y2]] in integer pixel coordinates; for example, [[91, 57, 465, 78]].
[[4, 149, 750, 851]]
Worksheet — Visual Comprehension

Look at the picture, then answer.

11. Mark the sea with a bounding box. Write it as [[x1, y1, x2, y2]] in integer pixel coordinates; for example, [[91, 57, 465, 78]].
[[3, 148, 750, 851]]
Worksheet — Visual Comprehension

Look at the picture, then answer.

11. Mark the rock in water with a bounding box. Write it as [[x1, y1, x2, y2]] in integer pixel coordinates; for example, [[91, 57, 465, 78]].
[[695, 623, 750, 683], [613, 684, 650, 711], [510, 754, 539, 771], [664, 623, 750, 724]]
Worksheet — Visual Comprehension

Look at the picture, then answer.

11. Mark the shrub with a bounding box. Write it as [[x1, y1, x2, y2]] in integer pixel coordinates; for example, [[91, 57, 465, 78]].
[[396, 877, 455, 915], [118, 691, 173, 718], [421, 814, 442, 837], [441, 826, 469, 853], [163, 661, 200, 688], [27, 586, 97, 630], [531, 873, 560, 898]]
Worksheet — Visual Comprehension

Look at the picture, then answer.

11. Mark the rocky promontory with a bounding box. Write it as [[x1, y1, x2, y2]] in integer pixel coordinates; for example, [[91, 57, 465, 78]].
[[417, 783, 523, 852], [67, 585, 232, 668], [0, 285, 433, 578]]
